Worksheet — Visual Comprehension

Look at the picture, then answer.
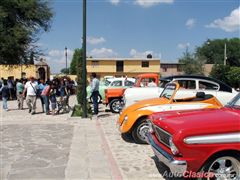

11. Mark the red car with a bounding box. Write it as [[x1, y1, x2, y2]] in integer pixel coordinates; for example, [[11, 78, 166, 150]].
[[146, 93, 240, 179]]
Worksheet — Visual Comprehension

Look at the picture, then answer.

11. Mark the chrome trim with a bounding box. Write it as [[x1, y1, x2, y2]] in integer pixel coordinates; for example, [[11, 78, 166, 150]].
[[146, 133, 187, 175], [154, 125, 172, 148], [184, 132, 240, 144]]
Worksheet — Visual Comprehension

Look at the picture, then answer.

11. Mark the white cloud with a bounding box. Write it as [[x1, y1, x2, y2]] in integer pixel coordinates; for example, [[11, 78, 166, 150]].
[[206, 7, 240, 32], [134, 0, 174, 8], [177, 43, 190, 49], [87, 36, 106, 45], [186, 18, 196, 29], [130, 49, 160, 58], [109, 0, 120, 5], [88, 48, 118, 58], [41, 49, 74, 73]]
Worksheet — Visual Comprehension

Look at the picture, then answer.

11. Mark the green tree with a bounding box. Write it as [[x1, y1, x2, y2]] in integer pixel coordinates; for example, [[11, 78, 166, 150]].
[[71, 48, 83, 104], [0, 0, 53, 64], [71, 48, 92, 117], [178, 50, 205, 75], [196, 38, 240, 66], [70, 49, 83, 75], [210, 64, 231, 85], [60, 68, 70, 74], [227, 67, 240, 89]]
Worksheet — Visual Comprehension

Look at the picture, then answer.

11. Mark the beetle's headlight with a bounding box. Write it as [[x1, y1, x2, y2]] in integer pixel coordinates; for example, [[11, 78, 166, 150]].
[[169, 137, 179, 155], [123, 115, 128, 123]]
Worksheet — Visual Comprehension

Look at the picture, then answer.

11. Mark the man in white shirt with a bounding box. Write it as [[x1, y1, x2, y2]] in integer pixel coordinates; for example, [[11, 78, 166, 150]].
[[23, 76, 38, 115], [148, 78, 157, 87]]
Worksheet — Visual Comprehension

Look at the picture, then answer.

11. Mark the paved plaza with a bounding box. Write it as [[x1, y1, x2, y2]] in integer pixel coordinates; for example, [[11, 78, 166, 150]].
[[0, 96, 183, 180]]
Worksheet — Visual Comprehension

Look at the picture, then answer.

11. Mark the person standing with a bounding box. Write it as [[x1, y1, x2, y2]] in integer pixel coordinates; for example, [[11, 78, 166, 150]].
[[16, 79, 24, 110], [0, 80, 10, 111], [90, 73, 100, 115], [148, 78, 157, 87], [50, 83, 57, 115], [7, 77, 14, 100], [23, 77, 38, 115], [38, 79, 46, 113], [41, 81, 52, 115]]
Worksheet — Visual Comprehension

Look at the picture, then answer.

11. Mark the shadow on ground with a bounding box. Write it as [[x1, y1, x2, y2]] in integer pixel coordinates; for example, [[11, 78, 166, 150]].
[[152, 156, 185, 180]]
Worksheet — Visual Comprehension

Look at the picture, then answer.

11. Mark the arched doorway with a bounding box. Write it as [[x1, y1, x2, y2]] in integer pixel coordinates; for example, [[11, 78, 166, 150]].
[[38, 67, 46, 80]]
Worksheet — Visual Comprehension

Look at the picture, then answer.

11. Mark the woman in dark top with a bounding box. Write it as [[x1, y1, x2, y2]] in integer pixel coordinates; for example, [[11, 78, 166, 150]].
[[0, 80, 10, 111]]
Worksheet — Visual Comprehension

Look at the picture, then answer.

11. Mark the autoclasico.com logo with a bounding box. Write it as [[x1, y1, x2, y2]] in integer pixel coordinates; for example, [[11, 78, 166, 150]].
[[149, 171, 233, 179]]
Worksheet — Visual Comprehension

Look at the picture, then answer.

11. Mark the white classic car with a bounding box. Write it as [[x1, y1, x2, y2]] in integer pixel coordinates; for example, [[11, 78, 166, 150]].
[[123, 75, 238, 109]]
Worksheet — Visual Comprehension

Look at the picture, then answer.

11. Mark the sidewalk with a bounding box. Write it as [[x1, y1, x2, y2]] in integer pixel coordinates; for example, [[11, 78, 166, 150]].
[[0, 97, 120, 180], [0, 97, 174, 180]]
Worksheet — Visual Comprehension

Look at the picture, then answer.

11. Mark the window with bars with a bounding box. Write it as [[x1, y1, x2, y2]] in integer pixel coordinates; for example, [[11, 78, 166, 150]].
[[142, 61, 149, 68]]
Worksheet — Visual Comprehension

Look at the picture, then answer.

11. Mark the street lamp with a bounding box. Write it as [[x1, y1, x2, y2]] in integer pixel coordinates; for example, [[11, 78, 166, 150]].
[[65, 46, 68, 74]]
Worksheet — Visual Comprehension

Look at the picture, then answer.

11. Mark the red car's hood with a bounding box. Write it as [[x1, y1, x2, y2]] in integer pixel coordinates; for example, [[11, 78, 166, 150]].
[[151, 107, 240, 137]]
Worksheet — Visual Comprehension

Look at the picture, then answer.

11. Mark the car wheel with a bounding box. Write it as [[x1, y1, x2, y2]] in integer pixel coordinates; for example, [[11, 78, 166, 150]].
[[198, 154, 240, 180], [90, 94, 102, 103], [109, 99, 122, 113], [132, 117, 149, 144], [121, 132, 133, 142]]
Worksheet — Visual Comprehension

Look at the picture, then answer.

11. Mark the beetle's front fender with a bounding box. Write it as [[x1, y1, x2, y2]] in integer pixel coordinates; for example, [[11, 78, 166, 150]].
[[120, 110, 153, 133]]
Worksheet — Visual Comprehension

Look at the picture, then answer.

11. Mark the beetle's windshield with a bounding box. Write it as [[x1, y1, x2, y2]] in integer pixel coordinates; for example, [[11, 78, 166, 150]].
[[226, 93, 240, 109], [160, 83, 177, 99], [159, 80, 170, 88]]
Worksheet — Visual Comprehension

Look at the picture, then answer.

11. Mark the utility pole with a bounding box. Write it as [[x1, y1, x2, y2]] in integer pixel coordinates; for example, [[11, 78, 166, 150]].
[[224, 43, 227, 66], [82, 0, 87, 118]]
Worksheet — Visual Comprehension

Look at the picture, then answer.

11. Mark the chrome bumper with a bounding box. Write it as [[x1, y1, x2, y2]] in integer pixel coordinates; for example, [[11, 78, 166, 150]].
[[146, 133, 187, 175]]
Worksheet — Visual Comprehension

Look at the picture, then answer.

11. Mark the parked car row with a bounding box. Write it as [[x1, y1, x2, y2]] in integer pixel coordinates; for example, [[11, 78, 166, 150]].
[[146, 93, 240, 179], [86, 77, 136, 102], [113, 74, 240, 179]]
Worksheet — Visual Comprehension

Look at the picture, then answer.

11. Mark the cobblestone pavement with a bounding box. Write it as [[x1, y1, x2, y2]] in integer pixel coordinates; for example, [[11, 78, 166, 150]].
[[1, 96, 183, 180]]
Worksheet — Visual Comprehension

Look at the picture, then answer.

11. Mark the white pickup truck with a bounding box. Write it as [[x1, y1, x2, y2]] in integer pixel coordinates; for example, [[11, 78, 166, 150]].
[[123, 75, 238, 109]]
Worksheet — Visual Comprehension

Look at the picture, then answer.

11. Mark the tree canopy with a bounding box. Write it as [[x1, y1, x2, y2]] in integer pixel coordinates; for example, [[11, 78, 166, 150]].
[[0, 0, 53, 64], [60, 68, 70, 74], [196, 38, 240, 66], [70, 49, 83, 75], [178, 50, 205, 75], [210, 64, 240, 88]]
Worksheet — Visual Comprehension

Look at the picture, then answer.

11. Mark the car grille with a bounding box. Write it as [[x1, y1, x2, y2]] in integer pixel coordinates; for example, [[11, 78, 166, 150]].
[[154, 125, 171, 148]]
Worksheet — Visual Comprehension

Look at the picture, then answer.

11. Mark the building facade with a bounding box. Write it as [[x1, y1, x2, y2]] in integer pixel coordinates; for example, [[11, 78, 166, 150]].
[[0, 58, 50, 81], [160, 63, 214, 76], [86, 58, 160, 79]]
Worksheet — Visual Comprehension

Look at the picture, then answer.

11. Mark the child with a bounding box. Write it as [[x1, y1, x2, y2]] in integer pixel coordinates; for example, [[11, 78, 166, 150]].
[[0, 80, 10, 111], [50, 84, 57, 115]]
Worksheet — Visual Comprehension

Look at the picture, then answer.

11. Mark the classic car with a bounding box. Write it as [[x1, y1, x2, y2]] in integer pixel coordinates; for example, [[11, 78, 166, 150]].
[[123, 75, 238, 109], [105, 73, 159, 113], [118, 82, 223, 144], [146, 93, 240, 179], [87, 77, 135, 103]]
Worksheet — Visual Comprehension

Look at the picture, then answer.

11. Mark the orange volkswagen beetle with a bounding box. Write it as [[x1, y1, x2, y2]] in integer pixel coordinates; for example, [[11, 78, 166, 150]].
[[118, 82, 223, 144]]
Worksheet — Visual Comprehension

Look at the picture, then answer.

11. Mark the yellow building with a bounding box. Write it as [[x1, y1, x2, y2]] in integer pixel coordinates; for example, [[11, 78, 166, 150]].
[[86, 57, 160, 79], [0, 59, 50, 80]]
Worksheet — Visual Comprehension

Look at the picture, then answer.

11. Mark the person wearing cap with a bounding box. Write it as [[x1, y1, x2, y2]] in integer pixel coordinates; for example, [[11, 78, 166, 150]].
[[23, 76, 38, 115]]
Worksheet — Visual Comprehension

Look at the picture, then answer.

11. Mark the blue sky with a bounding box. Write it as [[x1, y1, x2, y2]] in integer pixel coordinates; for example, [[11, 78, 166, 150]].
[[39, 0, 240, 73]]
